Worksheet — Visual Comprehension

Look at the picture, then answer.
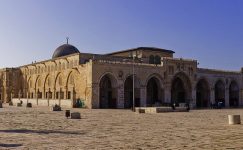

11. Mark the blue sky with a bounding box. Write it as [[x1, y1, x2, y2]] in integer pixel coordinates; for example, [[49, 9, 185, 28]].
[[0, 0, 242, 70]]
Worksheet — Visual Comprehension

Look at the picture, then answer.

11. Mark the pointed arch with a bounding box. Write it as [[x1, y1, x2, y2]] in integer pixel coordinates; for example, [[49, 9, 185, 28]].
[[43, 74, 53, 99], [214, 79, 225, 106], [146, 74, 164, 106], [34, 75, 43, 99], [124, 74, 141, 108], [99, 73, 118, 108], [54, 72, 65, 99], [171, 72, 192, 104], [66, 69, 80, 100], [196, 78, 210, 108], [34, 75, 40, 90]]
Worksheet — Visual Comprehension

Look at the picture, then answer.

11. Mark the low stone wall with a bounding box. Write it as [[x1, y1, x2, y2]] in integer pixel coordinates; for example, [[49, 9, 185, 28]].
[[135, 107, 189, 113], [12, 98, 73, 108]]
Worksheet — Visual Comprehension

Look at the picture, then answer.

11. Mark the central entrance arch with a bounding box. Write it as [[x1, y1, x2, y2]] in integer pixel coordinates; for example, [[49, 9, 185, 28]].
[[99, 74, 117, 108], [146, 76, 163, 106], [124, 75, 140, 108], [214, 80, 225, 106], [196, 79, 210, 108], [171, 72, 192, 104]]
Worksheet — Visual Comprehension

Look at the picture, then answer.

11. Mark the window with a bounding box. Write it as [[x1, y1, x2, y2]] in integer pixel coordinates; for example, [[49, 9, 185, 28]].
[[38, 91, 42, 99], [56, 92, 59, 99], [60, 91, 64, 99], [149, 55, 154, 64], [67, 91, 71, 99], [154, 55, 161, 65]]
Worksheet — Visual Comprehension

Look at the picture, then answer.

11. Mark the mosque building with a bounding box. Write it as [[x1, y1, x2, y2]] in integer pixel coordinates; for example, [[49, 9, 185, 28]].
[[1, 41, 242, 109]]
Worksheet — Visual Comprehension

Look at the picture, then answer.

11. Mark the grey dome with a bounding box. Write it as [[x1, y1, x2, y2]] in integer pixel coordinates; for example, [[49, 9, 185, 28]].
[[52, 44, 80, 59]]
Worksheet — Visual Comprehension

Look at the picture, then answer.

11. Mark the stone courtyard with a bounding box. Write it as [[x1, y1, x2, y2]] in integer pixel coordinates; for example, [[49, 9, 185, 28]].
[[1, 105, 243, 149]]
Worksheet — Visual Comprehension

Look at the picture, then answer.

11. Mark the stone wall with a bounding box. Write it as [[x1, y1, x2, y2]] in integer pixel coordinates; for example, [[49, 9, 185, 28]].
[[12, 98, 73, 108]]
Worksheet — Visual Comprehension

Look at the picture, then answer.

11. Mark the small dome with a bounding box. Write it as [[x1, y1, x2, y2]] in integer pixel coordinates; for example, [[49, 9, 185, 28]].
[[52, 44, 80, 59]]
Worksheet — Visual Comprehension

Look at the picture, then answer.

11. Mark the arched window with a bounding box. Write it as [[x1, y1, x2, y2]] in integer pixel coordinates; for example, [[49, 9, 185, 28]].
[[149, 55, 154, 64], [154, 55, 161, 65]]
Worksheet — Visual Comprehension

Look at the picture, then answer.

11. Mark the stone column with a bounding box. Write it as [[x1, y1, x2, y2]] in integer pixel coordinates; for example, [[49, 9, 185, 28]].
[[47, 89, 50, 106], [164, 86, 171, 104], [64, 86, 67, 99], [117, 81, 124, 108], [42, 88, 45, 99], [70, 88, 74, 100], [53, 88, 56, 99], [18, 91, 21, 100], [225, 88, 229, 107], [11, 92, 14, 101], [59, 88, 61, 106], [140, 86, 146, 107], [36, 89, 39, 105], [91, 83, 99, 109], [210, 88, 215, 104], [239, 89, 243, 106], [70, 87, 74, 107], [34, 88, 37, 98], [191, 89, 196, 108]]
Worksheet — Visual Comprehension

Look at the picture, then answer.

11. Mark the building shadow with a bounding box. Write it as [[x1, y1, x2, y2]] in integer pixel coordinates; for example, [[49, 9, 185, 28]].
[[0, 143, 22, 148], [0, 129, 85, 135]]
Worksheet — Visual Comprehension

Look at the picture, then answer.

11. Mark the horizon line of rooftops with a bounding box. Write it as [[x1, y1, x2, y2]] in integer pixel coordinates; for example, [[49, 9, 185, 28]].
[[0, 45, 242, 73]]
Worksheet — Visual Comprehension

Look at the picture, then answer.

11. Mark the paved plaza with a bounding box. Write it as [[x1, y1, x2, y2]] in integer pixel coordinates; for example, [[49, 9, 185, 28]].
[[1, 105, 243, 149]]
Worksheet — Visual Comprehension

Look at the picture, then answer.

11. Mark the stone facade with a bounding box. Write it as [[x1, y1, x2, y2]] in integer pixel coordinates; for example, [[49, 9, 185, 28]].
[[0, 45, 242, 109]]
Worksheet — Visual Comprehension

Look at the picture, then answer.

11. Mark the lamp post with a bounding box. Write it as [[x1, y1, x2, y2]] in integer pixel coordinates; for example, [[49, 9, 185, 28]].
[[132, 55, 135, 112], [123, 52, 139, 112]]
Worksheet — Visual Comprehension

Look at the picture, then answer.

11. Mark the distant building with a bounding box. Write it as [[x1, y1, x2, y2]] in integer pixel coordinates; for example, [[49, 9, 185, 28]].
[[1, 43, 242, 108]]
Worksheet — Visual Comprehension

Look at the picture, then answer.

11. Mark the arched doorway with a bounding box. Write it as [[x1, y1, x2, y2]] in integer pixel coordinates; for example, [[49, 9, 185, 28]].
[[146, 77, 163, 106], [229, 81, 239, 107], [196, 79, 210, 108], [124, 76, 140, 108], [99, 74, 117, 108], [215, 80, 225, 106], [171, 72, 192, 104]]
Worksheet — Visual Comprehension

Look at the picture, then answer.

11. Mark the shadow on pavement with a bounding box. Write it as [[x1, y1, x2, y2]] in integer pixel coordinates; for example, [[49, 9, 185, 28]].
[[0, 143, 22, 147], [0, 129, 85, 135]]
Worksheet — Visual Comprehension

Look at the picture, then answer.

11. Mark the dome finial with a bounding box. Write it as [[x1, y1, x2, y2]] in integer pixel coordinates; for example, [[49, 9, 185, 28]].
[[66, 37, 69, 44]]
